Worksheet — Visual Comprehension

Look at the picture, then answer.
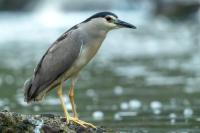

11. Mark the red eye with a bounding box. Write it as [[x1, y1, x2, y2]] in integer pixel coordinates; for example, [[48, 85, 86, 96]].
[[105, 16, 112, 22]]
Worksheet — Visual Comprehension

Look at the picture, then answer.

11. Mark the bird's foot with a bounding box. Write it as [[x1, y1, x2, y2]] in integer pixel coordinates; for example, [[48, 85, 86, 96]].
[[69, 117, 96, 129], [64, 114, 70, 124]]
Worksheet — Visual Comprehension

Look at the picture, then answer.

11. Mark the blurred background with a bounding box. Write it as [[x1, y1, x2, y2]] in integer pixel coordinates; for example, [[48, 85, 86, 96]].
[[0, 0, 200, 132]]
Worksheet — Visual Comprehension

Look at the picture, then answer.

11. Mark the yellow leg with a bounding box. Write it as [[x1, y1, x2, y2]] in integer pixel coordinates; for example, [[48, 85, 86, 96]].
[[57, 81, 93, 128], [57, 83, 70, 124], [68, 80, 78, 118], [68, 79, 96, 129]]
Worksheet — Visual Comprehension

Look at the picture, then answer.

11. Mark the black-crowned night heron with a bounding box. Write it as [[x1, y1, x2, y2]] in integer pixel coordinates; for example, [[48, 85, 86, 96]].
[[24, 11, 136, 128]]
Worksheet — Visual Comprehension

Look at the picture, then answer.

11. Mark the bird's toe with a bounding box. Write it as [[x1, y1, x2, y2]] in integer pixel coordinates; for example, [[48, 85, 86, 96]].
[[69, 117, 96, 129]]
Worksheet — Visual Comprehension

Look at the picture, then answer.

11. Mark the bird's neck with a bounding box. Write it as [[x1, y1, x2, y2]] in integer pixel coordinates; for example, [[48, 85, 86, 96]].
[[79, 23, 109, 39]]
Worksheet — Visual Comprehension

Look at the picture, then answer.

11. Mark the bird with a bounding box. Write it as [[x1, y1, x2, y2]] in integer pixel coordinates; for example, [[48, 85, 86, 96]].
[[24, 11, 136, 128]]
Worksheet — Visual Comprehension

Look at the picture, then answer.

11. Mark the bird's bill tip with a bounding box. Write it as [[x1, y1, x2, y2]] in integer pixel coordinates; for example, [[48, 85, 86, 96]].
[[115, 19, 136, 29]]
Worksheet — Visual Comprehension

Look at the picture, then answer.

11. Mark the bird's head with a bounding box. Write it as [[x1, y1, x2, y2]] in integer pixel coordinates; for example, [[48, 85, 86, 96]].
[[82, 12, 136, 32]]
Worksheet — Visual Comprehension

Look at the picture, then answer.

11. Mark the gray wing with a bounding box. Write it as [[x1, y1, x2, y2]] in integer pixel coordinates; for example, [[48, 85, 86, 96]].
[[29, 27, 82, 98]]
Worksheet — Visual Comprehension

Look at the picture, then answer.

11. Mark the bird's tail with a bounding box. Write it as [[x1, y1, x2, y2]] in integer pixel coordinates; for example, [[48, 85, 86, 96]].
[[24, 78, 33, 103]]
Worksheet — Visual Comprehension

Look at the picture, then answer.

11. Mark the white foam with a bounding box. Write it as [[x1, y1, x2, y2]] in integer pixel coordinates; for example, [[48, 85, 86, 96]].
[[150, 101, 162, 110], [113, 86, 124, 95], [129, 99, 142, 110], [92, 111, 104, 121], [183, 108, 193, 118], [120, 102, 129, 110]]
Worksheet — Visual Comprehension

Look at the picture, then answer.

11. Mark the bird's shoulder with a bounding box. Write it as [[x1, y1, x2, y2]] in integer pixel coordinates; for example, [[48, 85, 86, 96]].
[[55, 25, 79, 43], [34, 24, 81, 75]]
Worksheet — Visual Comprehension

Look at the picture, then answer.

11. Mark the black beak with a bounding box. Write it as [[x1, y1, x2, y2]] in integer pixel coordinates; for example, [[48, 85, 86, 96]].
[[115, 19, 136, 29]]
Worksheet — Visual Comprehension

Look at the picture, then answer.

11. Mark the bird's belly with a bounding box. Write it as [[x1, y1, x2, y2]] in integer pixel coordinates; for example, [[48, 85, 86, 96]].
[[64, 43, 101, 79]]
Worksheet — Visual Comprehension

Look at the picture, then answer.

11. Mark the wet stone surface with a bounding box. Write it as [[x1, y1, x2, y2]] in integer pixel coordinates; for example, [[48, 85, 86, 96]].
[[0, 111, 113, 133]]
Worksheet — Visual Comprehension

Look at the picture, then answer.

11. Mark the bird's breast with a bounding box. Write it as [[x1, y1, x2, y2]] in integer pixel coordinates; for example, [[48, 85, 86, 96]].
[[64, 38, 104, 78], [74, 40, 102, 68]]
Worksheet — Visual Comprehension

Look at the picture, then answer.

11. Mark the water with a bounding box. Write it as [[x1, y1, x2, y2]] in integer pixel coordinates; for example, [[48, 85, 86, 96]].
[[0, 4, 200, 133]]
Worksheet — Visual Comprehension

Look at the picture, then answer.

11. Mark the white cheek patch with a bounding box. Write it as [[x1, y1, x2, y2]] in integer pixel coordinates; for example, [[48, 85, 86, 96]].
[[108, 22, 117, 27], [105, 15, 117, 27], [86, 17, 117, 30]]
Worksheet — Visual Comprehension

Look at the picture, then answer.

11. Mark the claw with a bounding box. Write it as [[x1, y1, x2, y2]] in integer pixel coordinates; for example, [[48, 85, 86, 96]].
[[69, 117, 96, 129]]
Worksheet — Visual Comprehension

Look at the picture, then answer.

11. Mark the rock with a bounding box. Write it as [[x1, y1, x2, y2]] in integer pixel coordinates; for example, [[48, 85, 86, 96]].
[[0, 110, 114, 133]]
